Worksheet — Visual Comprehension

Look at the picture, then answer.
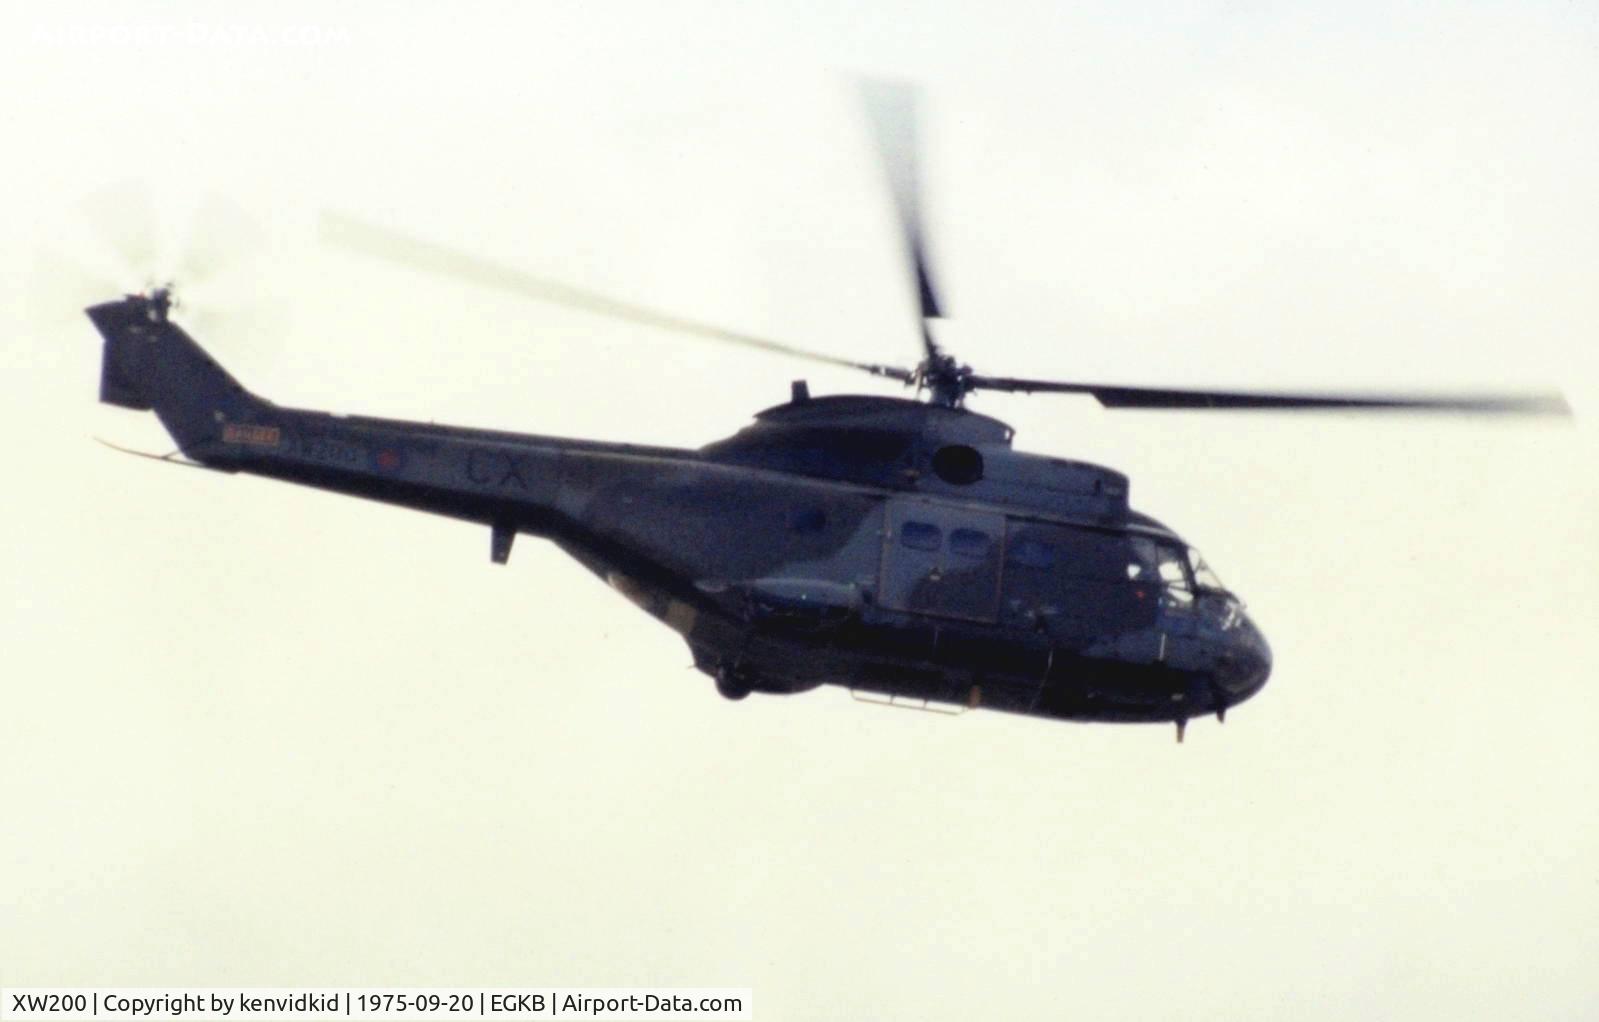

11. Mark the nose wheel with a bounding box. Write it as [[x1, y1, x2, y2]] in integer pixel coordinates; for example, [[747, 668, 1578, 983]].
[[715, 665, 753, 701]]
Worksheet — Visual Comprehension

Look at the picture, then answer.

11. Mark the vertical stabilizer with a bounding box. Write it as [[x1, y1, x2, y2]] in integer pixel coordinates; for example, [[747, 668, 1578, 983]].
[[87, 290, 269, 460]]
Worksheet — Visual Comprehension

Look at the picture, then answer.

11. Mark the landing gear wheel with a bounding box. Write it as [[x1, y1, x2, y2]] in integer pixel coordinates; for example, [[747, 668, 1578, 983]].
[[716, 668, 752, 701]]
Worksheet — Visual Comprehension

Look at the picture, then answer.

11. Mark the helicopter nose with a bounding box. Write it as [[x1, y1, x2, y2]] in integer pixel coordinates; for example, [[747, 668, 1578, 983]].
[[1211, 611, 1272, 706], [1227, 615, 1272, 701]]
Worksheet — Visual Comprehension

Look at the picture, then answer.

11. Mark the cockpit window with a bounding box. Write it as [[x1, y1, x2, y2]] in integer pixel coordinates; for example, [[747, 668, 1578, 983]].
[[1128, 537, 1194, 608], [1155, 543, 1193, 607], [1051, 528, 1137, 581], [1156, 548, 1188, 587], [1127, 537, 1158, 581], [1188, 548, 1226, 591], [1130, 538, 1190, 586]]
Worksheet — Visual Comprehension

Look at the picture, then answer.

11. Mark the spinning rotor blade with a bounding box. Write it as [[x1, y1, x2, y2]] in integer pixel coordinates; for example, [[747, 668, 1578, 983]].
[[29, 246, 122, 333], [46, 185, 272, 341], [80, 181, 160, 275], [173, 193, 267, 288], [73, 182, 268, 299], [321, 211, 915, 382], [965, 375, 1571, 415], [859, 78, 944, 355]]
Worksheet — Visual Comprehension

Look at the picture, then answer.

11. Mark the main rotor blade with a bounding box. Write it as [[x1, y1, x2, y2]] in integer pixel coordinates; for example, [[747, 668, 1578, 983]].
[[320, 211, 916, 383], [859, 78, 944, 355], [966, 375, 1572, 415]]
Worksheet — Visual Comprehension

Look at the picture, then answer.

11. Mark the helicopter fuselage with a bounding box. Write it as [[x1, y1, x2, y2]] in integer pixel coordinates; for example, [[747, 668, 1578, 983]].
[[90, 293, 1271, 732]]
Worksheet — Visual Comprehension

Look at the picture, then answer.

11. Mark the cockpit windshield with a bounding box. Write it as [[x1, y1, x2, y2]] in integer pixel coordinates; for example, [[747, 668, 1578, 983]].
[[1186, 547, 1242, 628], [1187, 548, 1226, 592], [1125, 538, 1194, 608], [1124, 537, 1239, 622]]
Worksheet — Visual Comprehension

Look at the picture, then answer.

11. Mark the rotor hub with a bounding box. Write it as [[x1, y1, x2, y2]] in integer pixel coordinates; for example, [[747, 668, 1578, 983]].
[[132, 285, 174, 324], [917, 351, 975, 408]]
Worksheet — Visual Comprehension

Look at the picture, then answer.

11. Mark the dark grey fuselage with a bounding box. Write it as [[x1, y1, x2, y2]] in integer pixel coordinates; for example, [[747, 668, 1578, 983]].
[[90, 294, 1271, 728]]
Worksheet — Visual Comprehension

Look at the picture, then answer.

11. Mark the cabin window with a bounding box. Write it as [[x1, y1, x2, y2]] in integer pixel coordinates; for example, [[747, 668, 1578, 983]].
[[1008, 537, 1055, 569], [948, 528, 992, 559], [900, 521, 942, 551]]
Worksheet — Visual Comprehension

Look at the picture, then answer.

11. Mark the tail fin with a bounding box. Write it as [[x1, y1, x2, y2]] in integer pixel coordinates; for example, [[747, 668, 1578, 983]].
[[87, 291, 270, 459]]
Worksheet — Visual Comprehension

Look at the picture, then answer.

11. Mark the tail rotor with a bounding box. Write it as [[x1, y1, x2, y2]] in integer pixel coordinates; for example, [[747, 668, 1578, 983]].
[[40, 181, 284, 353]]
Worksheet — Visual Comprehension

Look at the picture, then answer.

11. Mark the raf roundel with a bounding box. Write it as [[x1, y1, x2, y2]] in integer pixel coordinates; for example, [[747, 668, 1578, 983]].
[[370, 446, 406, 473]]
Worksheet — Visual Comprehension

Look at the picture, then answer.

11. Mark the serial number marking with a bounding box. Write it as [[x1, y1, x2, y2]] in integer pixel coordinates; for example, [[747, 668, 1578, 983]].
[[222, 423, 281, 447], [299, 437, 362, 465]]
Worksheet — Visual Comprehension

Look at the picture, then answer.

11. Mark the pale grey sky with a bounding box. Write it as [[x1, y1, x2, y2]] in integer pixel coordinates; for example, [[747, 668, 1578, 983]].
[[3, 3, 1597, 1019]]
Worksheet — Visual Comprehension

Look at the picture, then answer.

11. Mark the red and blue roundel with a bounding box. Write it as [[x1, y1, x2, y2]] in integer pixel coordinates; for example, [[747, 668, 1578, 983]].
[[369, 445, 408, 473]]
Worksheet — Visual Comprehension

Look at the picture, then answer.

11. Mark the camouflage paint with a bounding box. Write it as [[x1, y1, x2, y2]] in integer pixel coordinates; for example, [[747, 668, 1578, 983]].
[[89, 294, 1271, 730]]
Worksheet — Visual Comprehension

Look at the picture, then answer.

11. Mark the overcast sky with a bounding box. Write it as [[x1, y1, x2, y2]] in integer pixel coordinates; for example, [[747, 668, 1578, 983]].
[[3, 3, 1597, 1019]]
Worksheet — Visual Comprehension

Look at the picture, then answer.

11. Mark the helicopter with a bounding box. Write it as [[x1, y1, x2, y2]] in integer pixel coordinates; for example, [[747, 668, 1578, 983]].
[[88, 83, 1567, 741]]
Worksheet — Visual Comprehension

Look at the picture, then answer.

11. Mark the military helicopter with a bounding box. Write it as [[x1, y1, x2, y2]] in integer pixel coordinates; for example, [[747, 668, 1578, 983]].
[[89, 83, 1567, 741]]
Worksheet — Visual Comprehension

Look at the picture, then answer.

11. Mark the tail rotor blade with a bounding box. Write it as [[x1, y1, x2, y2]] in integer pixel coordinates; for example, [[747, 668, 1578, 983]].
[[62, 183, 280, 361]]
